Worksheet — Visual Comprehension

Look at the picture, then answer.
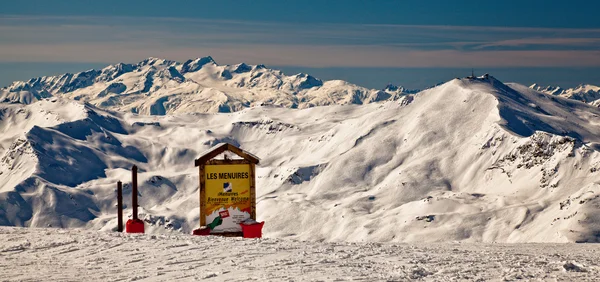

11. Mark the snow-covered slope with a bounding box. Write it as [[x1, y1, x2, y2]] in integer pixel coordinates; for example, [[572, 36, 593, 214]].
[[2, 227, 599, 281], [2, 75, 600, 243], [0, 57, 414, 115], [531, 83, 600, 106]]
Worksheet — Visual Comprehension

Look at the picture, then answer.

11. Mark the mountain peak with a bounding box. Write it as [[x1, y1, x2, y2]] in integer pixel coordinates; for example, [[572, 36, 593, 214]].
[[139, 57, 177, 67], [181, 56, 216, 73], [382, 83, 422, 95], [460, 73, 500, 85], [194, 56, 216, 65], [573, 84, 600, 91], [293, 73, 323, 89], [383, 83, 400, 92], [233, 63, 252, 74]]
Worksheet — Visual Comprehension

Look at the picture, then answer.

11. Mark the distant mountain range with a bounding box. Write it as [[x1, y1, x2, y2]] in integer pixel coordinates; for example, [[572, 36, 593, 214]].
[[0, 57, 417, 115], [530, 83, 600, 106], [3, 57, 597, 115]]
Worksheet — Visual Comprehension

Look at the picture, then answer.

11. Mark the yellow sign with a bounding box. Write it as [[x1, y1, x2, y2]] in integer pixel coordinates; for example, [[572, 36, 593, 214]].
[[204, 164, 251, 233]]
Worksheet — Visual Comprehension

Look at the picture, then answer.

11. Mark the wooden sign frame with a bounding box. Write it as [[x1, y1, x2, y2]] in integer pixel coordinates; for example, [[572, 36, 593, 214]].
[[194, 143, 259, 237]]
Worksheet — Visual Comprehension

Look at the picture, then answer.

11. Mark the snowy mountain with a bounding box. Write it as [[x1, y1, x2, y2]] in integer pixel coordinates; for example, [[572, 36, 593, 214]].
[[530, 83, 600, 106], [2, 74, 600, 243], [382, 83, 420, 95], [0, 57, 413, 115]]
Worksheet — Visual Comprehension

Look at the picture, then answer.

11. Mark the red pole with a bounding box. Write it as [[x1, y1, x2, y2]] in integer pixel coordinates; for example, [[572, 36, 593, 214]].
[[132, 165, 138, 220], [117, 181, 123, 232], [125, 165, 144, 234]]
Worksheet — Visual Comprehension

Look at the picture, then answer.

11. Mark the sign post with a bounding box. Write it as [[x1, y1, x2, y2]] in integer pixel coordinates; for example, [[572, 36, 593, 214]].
[[117, 181, 123, 232], [194, 143, 259, 237], [126, 165, 144, 233]]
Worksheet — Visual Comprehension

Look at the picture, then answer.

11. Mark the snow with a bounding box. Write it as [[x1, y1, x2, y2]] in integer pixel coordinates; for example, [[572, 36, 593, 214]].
[[3, 58, 600, 279], [1, 226, 598, 281], [1, 73, 600, 244], [531, 83, 600, 104], [2, 57, 600, 245], [0, 57, 413, 115]]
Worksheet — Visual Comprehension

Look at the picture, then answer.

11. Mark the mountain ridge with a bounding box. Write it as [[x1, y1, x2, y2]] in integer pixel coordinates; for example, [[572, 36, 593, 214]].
[[530, 83, 600, 106], [2, 75, 600, 242], [0, 57, 417, 115]]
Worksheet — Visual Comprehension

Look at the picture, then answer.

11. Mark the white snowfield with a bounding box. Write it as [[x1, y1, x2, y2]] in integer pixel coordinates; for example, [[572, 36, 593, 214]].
[[1, 58, 600, 245], [1, 227, 599, 281]]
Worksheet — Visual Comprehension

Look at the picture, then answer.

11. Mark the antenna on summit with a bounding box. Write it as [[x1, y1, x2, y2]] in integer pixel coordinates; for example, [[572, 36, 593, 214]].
[[467, 68, 475, 79]]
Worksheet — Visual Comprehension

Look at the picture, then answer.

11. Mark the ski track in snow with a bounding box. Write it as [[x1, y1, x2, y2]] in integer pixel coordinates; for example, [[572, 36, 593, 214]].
[[0, 227, 599, 281]]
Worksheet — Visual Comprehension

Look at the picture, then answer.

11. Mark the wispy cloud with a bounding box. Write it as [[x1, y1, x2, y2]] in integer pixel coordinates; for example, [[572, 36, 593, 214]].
[[1, 15, 599, 67], [472, 38, 600, 49]]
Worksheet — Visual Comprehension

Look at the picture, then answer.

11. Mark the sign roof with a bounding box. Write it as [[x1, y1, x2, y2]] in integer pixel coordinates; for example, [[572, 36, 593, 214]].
[[195, 143, 260, 166]]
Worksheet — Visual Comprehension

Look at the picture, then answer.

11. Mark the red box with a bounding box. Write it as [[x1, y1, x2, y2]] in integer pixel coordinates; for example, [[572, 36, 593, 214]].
[[239, 221, 264, 238], [125, 219, 145, 233]]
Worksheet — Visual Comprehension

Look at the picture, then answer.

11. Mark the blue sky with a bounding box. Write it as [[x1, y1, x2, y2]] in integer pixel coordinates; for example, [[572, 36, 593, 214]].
[[1, 0, 599, 89]]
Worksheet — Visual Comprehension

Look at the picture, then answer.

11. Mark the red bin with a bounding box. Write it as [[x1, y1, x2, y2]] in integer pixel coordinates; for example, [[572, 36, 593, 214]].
[[125, 219, 145, 233], [240, 221, 264, 238]]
